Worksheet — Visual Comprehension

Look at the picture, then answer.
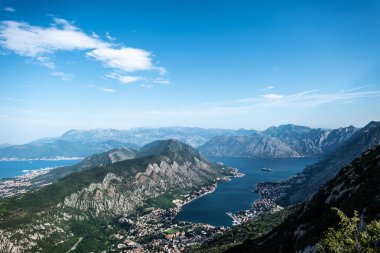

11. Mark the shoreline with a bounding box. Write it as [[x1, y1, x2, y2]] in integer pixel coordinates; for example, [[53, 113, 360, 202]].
[[0, 157, 83, 162], [174, 167, 245, 226]]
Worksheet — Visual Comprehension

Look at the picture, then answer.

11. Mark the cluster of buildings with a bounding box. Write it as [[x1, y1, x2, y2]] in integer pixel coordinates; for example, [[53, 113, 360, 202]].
[[0, 169, 51, 198], [256, 173, 307, 201], [228, 197, 284, 225], [102, 185, 231, 252]]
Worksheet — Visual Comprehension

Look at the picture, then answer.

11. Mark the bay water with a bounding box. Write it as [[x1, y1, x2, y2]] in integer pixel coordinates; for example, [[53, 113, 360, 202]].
[[177, 156, 318, 227]]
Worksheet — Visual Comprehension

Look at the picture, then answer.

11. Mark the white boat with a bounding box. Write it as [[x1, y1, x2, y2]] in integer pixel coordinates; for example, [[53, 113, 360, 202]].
[[261, 167, 271, 172]]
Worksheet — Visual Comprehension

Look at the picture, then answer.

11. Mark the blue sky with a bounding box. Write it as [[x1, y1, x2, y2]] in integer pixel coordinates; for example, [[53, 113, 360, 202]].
[[0, 0, 380, 143]]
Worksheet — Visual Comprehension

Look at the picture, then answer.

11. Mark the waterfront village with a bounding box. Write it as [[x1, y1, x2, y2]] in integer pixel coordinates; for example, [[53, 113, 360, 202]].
[[0, 168, 52, 198], [227, 173, 307, 225]]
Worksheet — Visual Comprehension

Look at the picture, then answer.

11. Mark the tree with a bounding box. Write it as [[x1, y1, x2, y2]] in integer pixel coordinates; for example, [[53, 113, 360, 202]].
[[317, 207, 380, 253]]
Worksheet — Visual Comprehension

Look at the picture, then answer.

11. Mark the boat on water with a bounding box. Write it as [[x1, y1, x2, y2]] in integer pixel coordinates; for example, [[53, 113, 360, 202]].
[[261, 167, 271, 172]]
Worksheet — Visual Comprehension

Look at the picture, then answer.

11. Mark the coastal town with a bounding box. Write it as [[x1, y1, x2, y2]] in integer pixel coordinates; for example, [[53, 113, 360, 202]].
[[227, 173, 307, 225], [102, 182, 231, 252], [0, 168, 52, 198]]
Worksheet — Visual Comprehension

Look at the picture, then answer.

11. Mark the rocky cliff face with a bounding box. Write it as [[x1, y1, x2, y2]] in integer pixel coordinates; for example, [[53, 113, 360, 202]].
[[199, 134, 301, 158], [226, 144, 380, 253], [263, 124, 357, 156], [61, 157, 213, 217], [278, 121, 380, 206], [199, 124, 358, 158], [0, 140, 228, 252]]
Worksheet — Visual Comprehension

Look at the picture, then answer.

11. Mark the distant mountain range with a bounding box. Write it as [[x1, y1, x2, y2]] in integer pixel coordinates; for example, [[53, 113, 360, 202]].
[[199, 124, 358, 158], [0, 140, 232, 252], [198, 134, 301, 158], [0, 124, 366, 159], [0, 127, 238, 159]]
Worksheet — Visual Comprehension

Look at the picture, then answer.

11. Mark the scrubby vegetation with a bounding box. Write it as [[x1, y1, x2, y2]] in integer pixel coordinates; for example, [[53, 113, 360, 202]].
[[317, 208, 380, 253]]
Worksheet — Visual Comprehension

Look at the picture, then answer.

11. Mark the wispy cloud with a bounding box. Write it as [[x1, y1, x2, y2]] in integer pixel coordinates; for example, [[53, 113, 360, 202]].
[[166, 88, 380, 117], [106, 72, 143, 84], [0, 18, 166, 85], [141, 84, 154, 89], [0, 97, 26, 102], [262, 93, 283, 100], [105, 32, 116, 41], [230, 89, 380, 109], [51, 71, 74, 81], [259, 85, 274, 91], [153, 77, 170, 84], [3, 7, 15, 13], [339, 85, 370, 93], [99, 87, 116, 93], [87, 84, 117, 93]]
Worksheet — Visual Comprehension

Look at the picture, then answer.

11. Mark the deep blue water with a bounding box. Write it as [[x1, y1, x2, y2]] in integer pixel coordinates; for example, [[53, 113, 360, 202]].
[[177, 156, 318, 227], [0, 160, 82, 179]]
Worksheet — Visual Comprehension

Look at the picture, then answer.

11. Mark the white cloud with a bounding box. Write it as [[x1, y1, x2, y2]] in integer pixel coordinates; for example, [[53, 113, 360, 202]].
[[4, 7, 15, 13], [51, 71, 74, 81], [262, 93, 284, 100], [153, 77, 170, 84], [0, 97, 26, 102], [91, 32, 100, 39], [259, 85, 274, 91], [105, 32, 116, 41], [106, 72, 143, 84], [0, 18, 167, 85], [87, 47, 155, 72], [141, 84, 154, 89], [0, 20, 104, 57], [100, 87, 116, 93]]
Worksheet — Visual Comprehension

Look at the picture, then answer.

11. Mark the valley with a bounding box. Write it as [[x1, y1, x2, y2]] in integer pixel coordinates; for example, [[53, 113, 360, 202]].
[[0, 122, 378, 253]]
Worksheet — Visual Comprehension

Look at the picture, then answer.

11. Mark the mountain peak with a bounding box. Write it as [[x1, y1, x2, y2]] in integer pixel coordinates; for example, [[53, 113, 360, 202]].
[[138, 139, 203, 161]]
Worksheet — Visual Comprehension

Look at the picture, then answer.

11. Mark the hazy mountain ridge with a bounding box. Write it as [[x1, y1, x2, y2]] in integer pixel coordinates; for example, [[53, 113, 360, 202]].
[[0, 140, 230, 252], [0, 139, 138, 160], [200, 124, 358, 158], [198, 133, 301, 158], [59, 127, 236, 147], [0, 123, 365, 160], [225, 144, 380, 253], [0, 127, 239, 160]]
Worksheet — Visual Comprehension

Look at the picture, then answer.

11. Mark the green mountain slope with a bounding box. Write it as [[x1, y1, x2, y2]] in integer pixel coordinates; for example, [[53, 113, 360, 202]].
[[224, 144, 380, 253], [0, 140, 230, 252], [278, 121, 380, 206]]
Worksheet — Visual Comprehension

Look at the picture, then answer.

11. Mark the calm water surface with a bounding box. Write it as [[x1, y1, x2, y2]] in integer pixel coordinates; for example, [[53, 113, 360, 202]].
[[177, 156, 318, 227], [0, 160, 82, 179]]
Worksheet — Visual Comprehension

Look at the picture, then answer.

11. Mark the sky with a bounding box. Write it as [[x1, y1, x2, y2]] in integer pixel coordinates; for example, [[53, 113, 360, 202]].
[[0, 0, 380, 144]]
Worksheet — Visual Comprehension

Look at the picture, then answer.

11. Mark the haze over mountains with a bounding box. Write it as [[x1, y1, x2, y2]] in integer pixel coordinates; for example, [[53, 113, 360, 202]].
[[0, 123, 366, 160]]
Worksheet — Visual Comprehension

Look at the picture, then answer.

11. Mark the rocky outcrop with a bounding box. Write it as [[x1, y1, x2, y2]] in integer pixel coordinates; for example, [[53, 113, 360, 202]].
[[262, 124, 357, 156], [62, 157, 214, 217], [278, 121, 380, 206], [199, 124, 359, 158], [199, 134, 301, 158]]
